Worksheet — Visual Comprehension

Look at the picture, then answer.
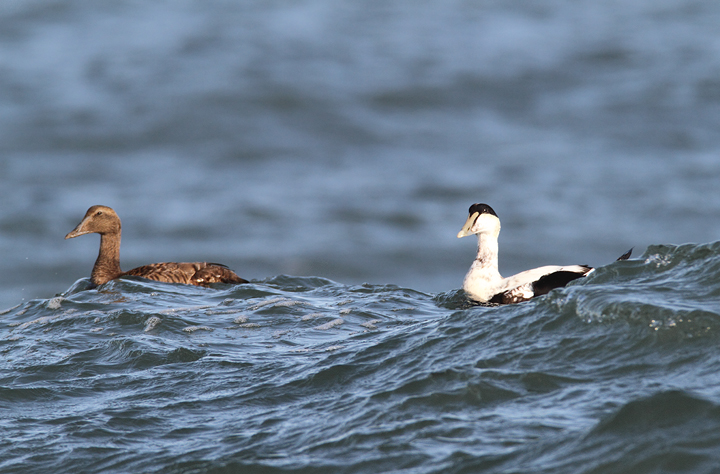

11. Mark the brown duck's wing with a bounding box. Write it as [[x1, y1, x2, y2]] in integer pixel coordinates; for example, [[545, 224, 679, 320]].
[[123, 262, 199, 285], [123, 262, 248, 286]]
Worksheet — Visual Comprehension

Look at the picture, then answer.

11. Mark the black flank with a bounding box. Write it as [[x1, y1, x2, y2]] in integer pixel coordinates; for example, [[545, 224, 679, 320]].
[[532, 270, 589, 297]]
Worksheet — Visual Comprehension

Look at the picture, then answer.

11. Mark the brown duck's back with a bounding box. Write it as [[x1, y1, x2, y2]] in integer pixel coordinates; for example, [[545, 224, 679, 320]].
[[123, 262, 248, 286]]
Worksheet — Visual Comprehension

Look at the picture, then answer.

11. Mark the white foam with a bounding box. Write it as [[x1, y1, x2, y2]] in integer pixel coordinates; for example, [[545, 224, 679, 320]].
[[11, 316, 54, 330], [314, 318, 343, 330], [250, 297, 285, 310], [183, 326, 213, 333], [361, 319, 381, 330], [250, 297, 304, 311], [301, 312, 325, 321], [0, 304, 22, 315], [144, 316, 162, 332], [47, 297, 63, 310]]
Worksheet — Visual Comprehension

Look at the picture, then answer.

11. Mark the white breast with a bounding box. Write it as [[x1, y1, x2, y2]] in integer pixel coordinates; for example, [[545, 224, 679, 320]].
[[462, 260, 503, 302]]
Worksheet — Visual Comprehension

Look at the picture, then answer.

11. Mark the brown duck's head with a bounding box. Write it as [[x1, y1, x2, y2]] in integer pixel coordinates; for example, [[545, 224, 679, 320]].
[[65, 205, 121, 239]]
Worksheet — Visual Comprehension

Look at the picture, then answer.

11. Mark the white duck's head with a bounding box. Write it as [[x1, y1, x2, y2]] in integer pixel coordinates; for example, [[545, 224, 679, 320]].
[[457, 203, 500, 239]]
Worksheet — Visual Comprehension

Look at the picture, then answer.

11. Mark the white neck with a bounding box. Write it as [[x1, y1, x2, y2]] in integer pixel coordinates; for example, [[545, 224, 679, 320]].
[[462, 231, 503, 302], [474, 231, 499, 271]]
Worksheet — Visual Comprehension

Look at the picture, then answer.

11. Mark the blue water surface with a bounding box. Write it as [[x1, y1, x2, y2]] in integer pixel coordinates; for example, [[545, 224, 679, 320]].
[[2, 1, 720, 472]]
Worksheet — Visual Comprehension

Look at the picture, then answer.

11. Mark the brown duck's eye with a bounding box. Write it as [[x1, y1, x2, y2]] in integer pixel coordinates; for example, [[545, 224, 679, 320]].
[[96, 211, 103, 216]]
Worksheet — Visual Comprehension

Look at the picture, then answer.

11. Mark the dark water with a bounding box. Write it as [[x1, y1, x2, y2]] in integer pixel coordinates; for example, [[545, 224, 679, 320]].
[[2, 1, 720, 472], [4, 243, 720, 473]]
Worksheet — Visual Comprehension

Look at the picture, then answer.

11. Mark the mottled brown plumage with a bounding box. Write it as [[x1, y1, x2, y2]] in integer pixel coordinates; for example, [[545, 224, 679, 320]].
[[65, 205, 248, 287]]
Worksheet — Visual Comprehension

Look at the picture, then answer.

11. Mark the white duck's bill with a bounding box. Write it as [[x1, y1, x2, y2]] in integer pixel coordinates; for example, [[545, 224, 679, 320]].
[[457, 212, 479, 238]]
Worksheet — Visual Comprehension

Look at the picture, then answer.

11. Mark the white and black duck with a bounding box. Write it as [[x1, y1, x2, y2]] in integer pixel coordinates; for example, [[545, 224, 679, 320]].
[[457, 203, 630, 304]]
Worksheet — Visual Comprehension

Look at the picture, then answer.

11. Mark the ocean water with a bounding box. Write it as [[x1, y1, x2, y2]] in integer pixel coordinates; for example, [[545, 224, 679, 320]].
[[2, 0, 720, 472], [4, 243, 720, 473]]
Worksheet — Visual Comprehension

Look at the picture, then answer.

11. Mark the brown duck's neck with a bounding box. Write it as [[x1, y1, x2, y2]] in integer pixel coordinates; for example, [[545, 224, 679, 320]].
[[92, 232, 123, 285]]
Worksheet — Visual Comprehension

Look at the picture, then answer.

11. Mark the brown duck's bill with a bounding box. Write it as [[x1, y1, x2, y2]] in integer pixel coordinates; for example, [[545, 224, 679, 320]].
[[457, 211, 479, 238], [65, 222, 90, 239]]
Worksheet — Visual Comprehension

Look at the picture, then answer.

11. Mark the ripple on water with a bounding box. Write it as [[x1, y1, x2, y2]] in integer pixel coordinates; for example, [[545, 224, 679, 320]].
[[4, 245, 720, 473]]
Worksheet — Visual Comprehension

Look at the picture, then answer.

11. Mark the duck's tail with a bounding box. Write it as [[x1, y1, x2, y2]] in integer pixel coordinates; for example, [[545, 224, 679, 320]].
[[616, 248, 633, 261]]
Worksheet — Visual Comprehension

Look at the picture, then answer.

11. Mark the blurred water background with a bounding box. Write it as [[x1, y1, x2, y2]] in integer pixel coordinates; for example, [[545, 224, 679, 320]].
[[2, 1, 720, 473]]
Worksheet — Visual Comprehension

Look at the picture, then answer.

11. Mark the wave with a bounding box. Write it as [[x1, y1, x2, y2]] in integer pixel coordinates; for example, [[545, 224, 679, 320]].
[[3, 242, 720, 473], [526, 390, 720, 474], [543, 241, 720, 339]]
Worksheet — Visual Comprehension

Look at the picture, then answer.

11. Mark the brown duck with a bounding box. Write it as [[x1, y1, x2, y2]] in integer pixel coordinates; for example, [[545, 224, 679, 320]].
[[65, 205, 248, 287]]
